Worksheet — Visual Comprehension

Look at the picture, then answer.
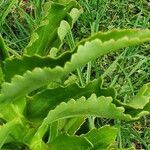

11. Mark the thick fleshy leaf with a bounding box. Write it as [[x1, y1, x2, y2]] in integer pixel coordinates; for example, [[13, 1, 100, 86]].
[[79, 29, 150, 44], [65, 29, 150, 72], [116, 83, 150, 109], [138, 83, 150, 112], [83, 125, 118, 149], [49, 134, 92, 150], [0, 98, 26, 122], [115, 83, 150, 116], [0, 119, 26, 149], [0, 67, 64, 103], [32, 94, 131, 141], [3, 52, 71, 82], [62, 117, 85, 135], [29, 140, 48, 150], [30, 94, 140, 149], [137, 83, 150, 97], [40, 94, 128, 122], [26, 78, 115, 120], [48, 117, 85, 143], [0, 121, 16, 148]]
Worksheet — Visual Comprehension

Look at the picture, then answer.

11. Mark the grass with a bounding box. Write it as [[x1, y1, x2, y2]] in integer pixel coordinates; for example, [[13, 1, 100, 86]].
[[0, 0, 150, 149]]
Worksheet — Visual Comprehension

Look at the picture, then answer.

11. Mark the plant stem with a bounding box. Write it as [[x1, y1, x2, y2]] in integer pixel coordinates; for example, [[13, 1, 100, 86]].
[[66, 30, 85, 86], [86, 62, 91, 84], [88, 117, 95, 130], [77, 68, 85, 87], [114, 120, 123, 148]]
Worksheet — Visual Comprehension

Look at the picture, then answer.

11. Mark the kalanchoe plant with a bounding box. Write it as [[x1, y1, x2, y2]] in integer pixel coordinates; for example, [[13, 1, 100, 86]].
[[0, 0, 150, 150]]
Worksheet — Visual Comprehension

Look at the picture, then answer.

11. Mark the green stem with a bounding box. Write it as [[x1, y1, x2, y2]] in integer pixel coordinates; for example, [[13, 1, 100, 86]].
[[66, 31, 85, 86], [115, 120, 122, 149], [86, 62, 91, 84], [88, 117, 95, 130], [77, 68, 84, 87]]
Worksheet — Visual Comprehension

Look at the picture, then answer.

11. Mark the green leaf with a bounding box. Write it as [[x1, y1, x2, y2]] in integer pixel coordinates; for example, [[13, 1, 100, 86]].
[[0, 102, 24, 122], [138, 83, 150, 112], [137, 83, 150, 97], [40, 94, 128, 122], [30, 94, 139, 149], [126, 96, 149, 109], [0, 67, 64, 103], [114, 83, 150, 117], [65, 29, 150, 72], [26, 78, 115, 120], [79, 29, 150, 44], [33, 94, 131, 140], [0, 121, 15, 148], [83, 125, 118, 149], [61, 117, 86, 135], [116, 83, 150, 109], [0, 119, 25, 149], [3, 52, 71, 82], [48, 117, 85, 143], [29, 140, 49, 150], [49, 134, 92, 150], [48, 122, 59, 143]]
